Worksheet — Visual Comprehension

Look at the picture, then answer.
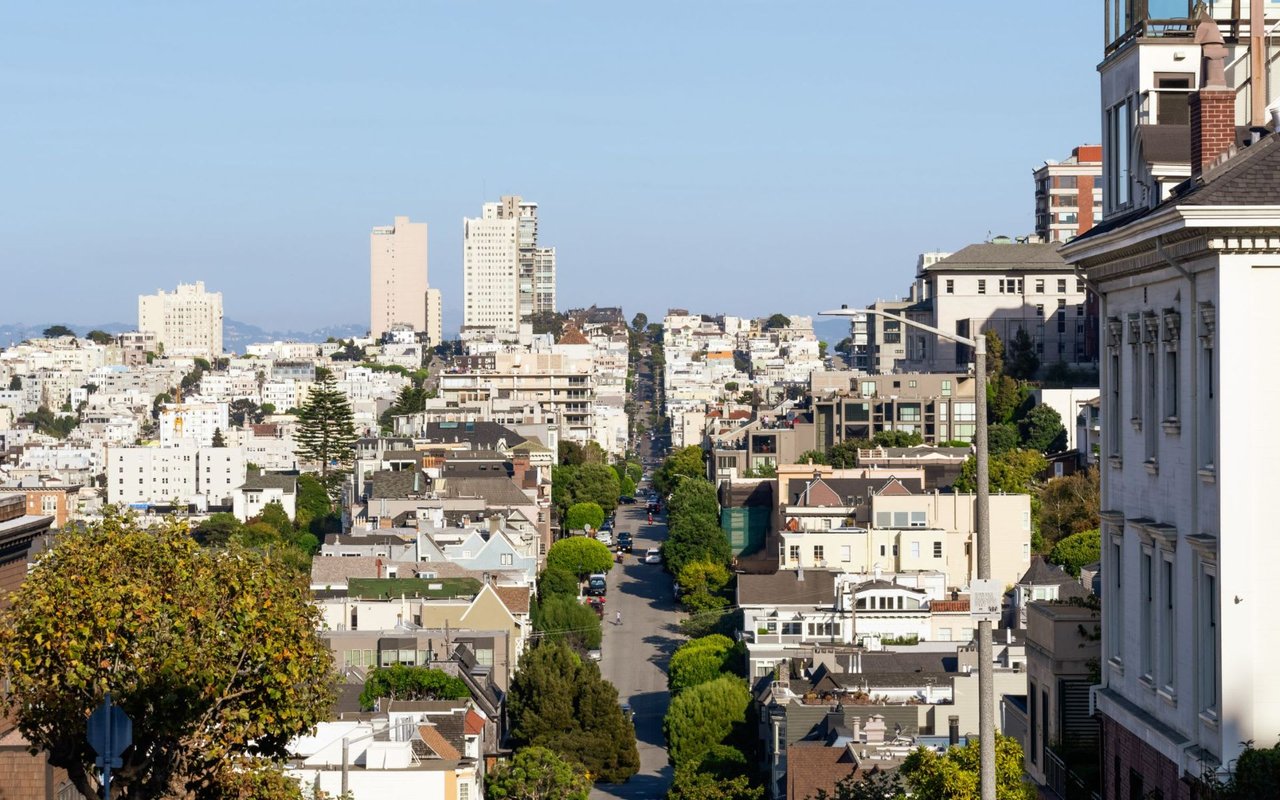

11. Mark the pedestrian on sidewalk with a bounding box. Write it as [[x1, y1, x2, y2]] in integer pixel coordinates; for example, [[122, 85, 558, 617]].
[[615, 610, 622, 626]]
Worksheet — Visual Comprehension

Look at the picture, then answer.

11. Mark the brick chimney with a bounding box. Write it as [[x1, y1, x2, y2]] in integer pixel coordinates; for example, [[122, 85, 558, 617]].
[[1190, 16, 1235, 178]]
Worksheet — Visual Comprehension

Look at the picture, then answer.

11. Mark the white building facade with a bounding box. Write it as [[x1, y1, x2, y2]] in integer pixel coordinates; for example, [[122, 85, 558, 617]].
[[137, 281, 224, 359]]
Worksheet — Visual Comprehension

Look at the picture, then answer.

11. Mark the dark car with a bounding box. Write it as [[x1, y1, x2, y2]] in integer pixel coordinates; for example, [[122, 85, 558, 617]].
[[618, 495, 636, 504], [616, 531, 634, 552]]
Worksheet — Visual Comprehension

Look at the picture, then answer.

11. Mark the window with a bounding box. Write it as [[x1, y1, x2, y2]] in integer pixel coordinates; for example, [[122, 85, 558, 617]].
[[1200, 565, 1218, 712], [1145, 344, 1158, 461], [500, 552, 513, 566], [1200, 305, 1216, 467], [1163, 310, 1181, 422], [1109, 349, 1121, 456], [789, 545, 800, 563], [977, 279, 986, 294], [1035, 279, 1045, 293], [910, 541, 920, 558], [910, 511, 927, 527], [813, 545, 825, 563], [841, 545, 851, 562], [1057, 278, 1067, 293], [781, 622, 802, 636], [945, 279, 954, 294], [1029, 678, 1039, 764], [860, 380, 877, 397], [1155, 73, 1192, 125], [1160, 553, 1175, 690], [941, 379, 952, 396], [933, 541, 943, 558], [1108, 535, 1123, 663], [1141, 548, 1154, 679], [459, 782, 470, 800]]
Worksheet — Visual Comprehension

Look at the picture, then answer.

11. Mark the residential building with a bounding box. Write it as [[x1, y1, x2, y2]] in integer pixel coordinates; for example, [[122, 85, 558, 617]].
[[0, 493, 54, 610], [463, 196, 555, 335], [137, 281, 224, 359], [370, 215, 430, 340], [427, 286, 444, 346], [158, 401, 229, 447], [811, 372, 978, 448], [902, 242, 1095, 372], [1060, 44, 1280, 795], [107, 445, 246, 508], [233, 471, 297, 521], [1033, 145, 1103, 243]]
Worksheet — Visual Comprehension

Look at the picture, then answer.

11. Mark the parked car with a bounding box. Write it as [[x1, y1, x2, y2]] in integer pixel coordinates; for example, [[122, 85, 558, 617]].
[[586, 573, 608, 596], [588, 648, 602, 662], [616, 531, 634, 553], [618, 495, 636, 504], [595, 530, 613, 547], [643, 548, 662, 564], [620, 702, 635, 723]]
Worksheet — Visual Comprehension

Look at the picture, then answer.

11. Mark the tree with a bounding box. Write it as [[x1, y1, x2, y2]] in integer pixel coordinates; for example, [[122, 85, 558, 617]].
[[508, 641, 639, 783], [668, 767, 763, 800], [85, 329, 114, 345], [896, 735, 1035, 800], [534, 594, 602, 650], [631, 312, 649, 332], [42, 324, 75, 338], [984, 329, 1005, 377], [538, 565, 580, 599], [797, 449, 828, 465], [763, 313, 792, 330], [1005, 327, 1041, 380], [192, 511, 243, 547], [663, 674, 751, 767], [0, 512, 333, 799], [988, 422, 1019, 455], [358, 665, 469, 710], [18, 406, 78, 439], [229, 398, 264, 427], [826, 439, 870, 469], [654, 446, 706, 496], [668, 634, 734, 695], [546, 537, 614, 579], [1047, 529, 1101, 576], [561, 463, 621, 515], [872, 429, 924, 448], [295, 472, 340, 536], [295, 373, 357, 481], [813, 767, 903, 800], [1195, 740, 1280, 799], [1019, 403, 1068, 454], [211, 427, 226, 447], [257, 501, 294, 539], [988, 374, 1030, 425], [954, 449, 1047, 495], [529, 310, 568, 337], [1037, 467, 1099, 545], [487, 745, 591, 800], [565, 502, 605, 532], [676, 560, 730, 600], [7, 375, 20, 390]]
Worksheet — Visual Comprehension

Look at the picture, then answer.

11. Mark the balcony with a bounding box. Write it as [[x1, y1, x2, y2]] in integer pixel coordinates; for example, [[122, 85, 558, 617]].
[[748, 631, 805, 646]]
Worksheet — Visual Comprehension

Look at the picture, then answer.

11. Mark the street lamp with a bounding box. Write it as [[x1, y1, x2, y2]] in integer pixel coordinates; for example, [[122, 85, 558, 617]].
[[820, 305, 996, 800]]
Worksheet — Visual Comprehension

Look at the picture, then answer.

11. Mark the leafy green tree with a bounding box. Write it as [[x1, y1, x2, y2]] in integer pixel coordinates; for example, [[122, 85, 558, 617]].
[[508, 641, 639, 783], [668, 634, 734, 695], [1019, 403, 1068, 453], [42, 324, 75, 338], [565, 502, 605, 532], [1037, 467, 1100, 545], [763, 313, 792, 330], [985, 329, 1005, 377], [563, 463, 621, 515], [18, 406, 78, 439], [896, 735, 1035, 800], [667, 478, 719, 522], [664, 515, 730, 579], [668, 767, 763, 800], [257, 501, 294, 539], [295, 473, 340, 536], [211, 426, 226, 447], [1005, 327, 1041, 381], [487, 745, 591, 800], [826, 439, 871, 468], [84, 329, 114, 345], [229, 398, 264, 427], [358, 665, 469, 710], [813, 767, 903, 800], [530, 310, 568, 337], [631, 312, 649, 332], [872, 429, 924, 448], [988, 374, 1030, 425], [988, 422, 1020, 456], [954, 449, 1047, 494], [546, 537, 614, 578], [295, 373, 357, 481], [538, 565, 581, 599], [193, 511, 243, 547], [0, 511, 333, 799], [676, 560, 730, 598], [663, 674, 751, 767], [534, 593, 602, 650], [654, 446, 706, 496], [1047, 529, 1101, 576], [1196, 740, 1280, 799], [797, 449, 828, 465]]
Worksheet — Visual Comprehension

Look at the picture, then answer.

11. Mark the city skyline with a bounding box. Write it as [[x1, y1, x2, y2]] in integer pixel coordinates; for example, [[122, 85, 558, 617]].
[[2, 3, 1099, 332]]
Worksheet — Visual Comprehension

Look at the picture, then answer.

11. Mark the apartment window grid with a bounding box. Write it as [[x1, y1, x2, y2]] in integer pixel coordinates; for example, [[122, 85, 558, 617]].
[[1106, 318, 1123, 458], [1198, 561, 1218, 715]]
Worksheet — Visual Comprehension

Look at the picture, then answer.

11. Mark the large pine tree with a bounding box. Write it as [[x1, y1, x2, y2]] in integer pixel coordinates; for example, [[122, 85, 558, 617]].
[[295, 373, 356, 479]]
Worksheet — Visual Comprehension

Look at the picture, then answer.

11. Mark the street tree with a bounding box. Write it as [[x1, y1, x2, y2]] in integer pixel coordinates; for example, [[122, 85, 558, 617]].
[[1047, 528, 1101, 576], [663, 674, 751, 768], [0, 511, 333, 799], [631, 312, 648, 332], [667, 634, 734, 695], [564, 502, 605, 532], [508, 641, 639, 783], [533, 594, 602, 650], [668, 768, 763, 800], [538, 565, 581, 599], [654, 446, 705, 496], [486, 745, 591, 800], [546, 537, 613, 578], [1019, 403, 1068, 453], [295, 373, 357, 482], [358, 665, 469, 710]]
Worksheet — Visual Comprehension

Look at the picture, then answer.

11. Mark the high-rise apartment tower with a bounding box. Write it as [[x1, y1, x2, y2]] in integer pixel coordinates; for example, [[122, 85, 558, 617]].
[[463, 196, 555, 334], [370, 216, 429, 339]]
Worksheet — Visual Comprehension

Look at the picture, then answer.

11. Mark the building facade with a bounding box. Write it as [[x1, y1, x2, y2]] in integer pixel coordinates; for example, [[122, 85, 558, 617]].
[[107, 445, 246, 507], [463, 196, 555, 335], [1033, 145, 1103, 243], [137, 281, 224, 359], [370, 215, 430, 339]]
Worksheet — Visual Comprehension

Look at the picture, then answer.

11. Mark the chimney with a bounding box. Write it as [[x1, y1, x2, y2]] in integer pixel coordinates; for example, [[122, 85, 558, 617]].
[[948, 715, 960, 746], [1190, 16, 1235, 178], [376, 556, 383, 579]]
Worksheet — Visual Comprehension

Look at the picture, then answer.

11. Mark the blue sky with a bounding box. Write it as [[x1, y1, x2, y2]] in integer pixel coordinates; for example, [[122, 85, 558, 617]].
[[0, 2, 1101, 333]]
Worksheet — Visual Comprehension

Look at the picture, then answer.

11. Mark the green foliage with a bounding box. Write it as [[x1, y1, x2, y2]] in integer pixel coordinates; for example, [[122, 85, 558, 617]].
[[258, 501, 294, 538], [1019, 403, 1068, 453], [988, 422, 1020, 456], [872, 429, 924, 448], [534, 594, 602, 650], [487, 745, 591, 800], [7, 375, 20, 390], [663, 479, 730, 578], [358, 665, 469, 710], [663, 674, 751, 768], [0, 511, 334, 799], [19, 405, 78, 438], [84, 329, 114, 345], [295, 473, 341, 537], [565, 502, 605, 532], [42, 324, 75, 338], [229, 398, 265, 427], [193, 512, 242, 547], [1196, 739, 1280, 799], [211, 426, 226, 447], [508, 641, 639, 783], [1005, 327, 1041, 380], [954, 449, 1047, 494], [984, 329, 1004, 377], [1048, 529, 1101, 576], [668, 767, 763, 800], [538, 565, 581, 599], [897, 734, 1035, 800], [988, 374, 1031, 425], [554, 462, 621, 518], [676, 560, 730, 598], [826, 439, 870, 468], [813, 767, 903, 800], [797, 449, 828, 465], [530, 310, 568, 337], [764, 313, 792, 330], [668, 634, 734, 695], [631, 312, 649, 331], [654, 446, 706, 497], [1036, 466, 1099, 547], [296, 373, 357, 479], [546, 537, 614, 578], [744, 462, 777, 478]]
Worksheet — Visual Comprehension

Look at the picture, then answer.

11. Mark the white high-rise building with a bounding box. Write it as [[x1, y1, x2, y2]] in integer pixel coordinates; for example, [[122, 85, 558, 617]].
[[463, 196, 555, 334], [370, 216, 429, 339], [137, 281, 224, 359], [426, 287, 444, 347]]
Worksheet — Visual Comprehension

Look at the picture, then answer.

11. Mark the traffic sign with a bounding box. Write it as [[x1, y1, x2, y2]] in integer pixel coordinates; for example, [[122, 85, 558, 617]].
[[87, 694, 132, 798]]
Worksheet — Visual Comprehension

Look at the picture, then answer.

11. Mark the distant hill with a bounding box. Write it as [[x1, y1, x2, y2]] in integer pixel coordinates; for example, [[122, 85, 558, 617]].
[[0, 320, 367, 354], [813, 317, 853, 347]]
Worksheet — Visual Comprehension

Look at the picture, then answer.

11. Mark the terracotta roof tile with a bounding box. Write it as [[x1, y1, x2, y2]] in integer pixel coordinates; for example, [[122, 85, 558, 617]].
[[464, 709, 485, 736]]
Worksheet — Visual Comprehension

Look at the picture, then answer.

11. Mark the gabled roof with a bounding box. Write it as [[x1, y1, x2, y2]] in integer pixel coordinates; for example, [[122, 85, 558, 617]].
[[239, 472, 297, 493], [738, 570, 836, 606], [1177, 131, 1280, 206], [493, 585, 532, 614], [416, 724, 462, 761], [923, 242, 1066, 272], [875, 477, 915, 497], [437, 476, 532, 507], [1017, 555, 1075, 586]]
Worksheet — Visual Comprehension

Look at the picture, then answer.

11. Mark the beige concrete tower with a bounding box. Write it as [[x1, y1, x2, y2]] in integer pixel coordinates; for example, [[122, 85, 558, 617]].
[[370, 216, 429, 339]]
